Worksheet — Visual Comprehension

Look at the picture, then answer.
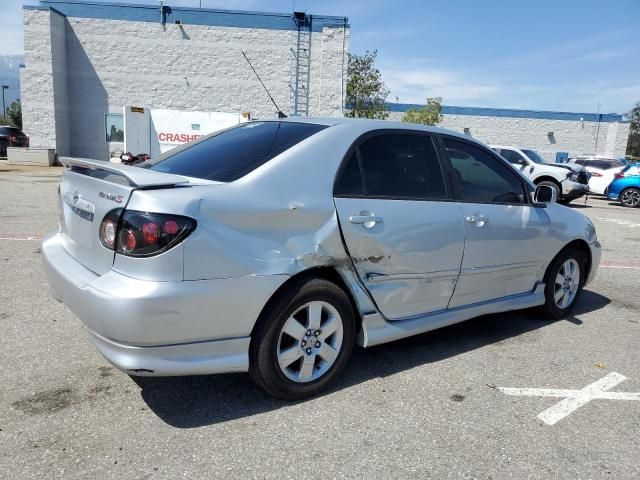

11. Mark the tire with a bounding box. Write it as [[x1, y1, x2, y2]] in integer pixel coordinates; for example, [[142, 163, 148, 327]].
[[620, 187, 640, 208], [537, 180, 562, 203], [249, 278, 356, 400], [541, 248, 587, 319]]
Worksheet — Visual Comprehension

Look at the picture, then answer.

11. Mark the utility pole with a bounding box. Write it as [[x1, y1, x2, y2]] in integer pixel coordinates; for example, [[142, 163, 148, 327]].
[[1, 85, 8, 121], [594, 101, 601, 154]]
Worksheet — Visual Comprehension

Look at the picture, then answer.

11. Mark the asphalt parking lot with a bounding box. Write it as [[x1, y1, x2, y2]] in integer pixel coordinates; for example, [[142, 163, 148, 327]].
[[1, 163, 639, 479]]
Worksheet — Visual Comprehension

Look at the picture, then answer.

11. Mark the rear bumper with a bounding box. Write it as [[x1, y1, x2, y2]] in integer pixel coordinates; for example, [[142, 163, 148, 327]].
[[606, 190, 620, 201], [88, 330, 250, 376], [42, 232, 287, 375]]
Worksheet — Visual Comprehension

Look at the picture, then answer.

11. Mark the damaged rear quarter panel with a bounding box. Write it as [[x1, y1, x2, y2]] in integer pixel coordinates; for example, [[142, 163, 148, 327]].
[[180, 124, 366, 280]]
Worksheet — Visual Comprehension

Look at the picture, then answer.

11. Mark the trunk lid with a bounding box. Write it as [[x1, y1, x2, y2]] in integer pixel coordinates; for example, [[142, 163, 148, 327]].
[[58, 157, 191, 275]]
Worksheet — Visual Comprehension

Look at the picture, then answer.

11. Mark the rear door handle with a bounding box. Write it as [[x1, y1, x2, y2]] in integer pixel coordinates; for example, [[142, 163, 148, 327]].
[[465, 215, 489, 227], [349, 215, 383, 229]]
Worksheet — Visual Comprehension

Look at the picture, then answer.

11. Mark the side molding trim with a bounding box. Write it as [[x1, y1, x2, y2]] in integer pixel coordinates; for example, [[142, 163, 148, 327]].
[[357, 284, 546, 347]]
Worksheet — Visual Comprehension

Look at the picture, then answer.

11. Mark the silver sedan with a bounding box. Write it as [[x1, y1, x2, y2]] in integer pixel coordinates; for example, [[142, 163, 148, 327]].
[[43, 118, 601, 400]]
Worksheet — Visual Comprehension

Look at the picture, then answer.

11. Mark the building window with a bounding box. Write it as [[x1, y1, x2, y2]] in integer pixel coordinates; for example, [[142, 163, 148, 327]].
[[105, 113, 124, 142]]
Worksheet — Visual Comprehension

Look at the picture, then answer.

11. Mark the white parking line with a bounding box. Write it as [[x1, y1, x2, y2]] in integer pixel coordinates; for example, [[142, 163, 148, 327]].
[[0, 236, 43, 241], [600, 265, 640, 270], [597, 218, 640, 228], [498, 372, 640, 425]]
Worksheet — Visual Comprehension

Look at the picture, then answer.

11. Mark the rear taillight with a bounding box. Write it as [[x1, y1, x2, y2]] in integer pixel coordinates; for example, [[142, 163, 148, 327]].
[[99, 210, 196, 257], [614, 172, 626, 179]]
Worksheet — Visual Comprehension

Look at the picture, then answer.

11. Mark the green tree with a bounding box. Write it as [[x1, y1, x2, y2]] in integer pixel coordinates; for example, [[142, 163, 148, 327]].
[[626, 101, 640, 159], [6, 100, 22, 130], [402, 97, 443, 125], [345, 50, 389, 119]]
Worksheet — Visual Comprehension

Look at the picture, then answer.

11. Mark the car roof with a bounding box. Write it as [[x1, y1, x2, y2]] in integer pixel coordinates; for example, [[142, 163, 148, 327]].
[[488, 145, 526, 150], [280, 116, 484, 144]]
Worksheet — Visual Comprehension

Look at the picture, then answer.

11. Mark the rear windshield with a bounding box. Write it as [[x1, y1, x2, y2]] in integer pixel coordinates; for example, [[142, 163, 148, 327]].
[[143, 121, 327, 182]]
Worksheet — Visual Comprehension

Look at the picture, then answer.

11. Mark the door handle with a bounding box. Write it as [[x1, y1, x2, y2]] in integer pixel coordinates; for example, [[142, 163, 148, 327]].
[[465, 215, 489, 227], [349, 214, 383, 229]]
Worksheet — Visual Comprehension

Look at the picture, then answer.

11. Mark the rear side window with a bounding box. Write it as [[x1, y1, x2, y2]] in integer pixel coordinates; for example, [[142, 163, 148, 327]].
[[334, 152, 364, 196], [145, 121, 327, 182], [602, 160, 621, 170], [357, 134, 447, 199], [445, 139, 526, 204], [0, 127, 21, 136]]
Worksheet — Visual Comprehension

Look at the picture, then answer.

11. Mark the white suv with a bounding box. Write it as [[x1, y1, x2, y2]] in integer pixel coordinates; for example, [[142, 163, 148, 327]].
[[490, 146, 589, 204]]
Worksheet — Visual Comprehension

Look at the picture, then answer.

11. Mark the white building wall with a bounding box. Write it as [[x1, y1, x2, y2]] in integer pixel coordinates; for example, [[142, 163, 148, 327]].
[[21, 8, 349, 160], [389, 111, 630, 161], [20, 8, 58, 150]]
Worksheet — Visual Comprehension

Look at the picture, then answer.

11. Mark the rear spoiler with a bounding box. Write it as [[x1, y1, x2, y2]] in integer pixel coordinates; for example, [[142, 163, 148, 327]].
[[60, 157, 191, 188]]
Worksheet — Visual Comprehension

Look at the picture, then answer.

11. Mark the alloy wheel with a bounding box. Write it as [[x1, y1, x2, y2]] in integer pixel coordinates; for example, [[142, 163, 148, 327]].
[[621, 189, 640, 207], [276, 301, 344, 383], [554, 259, 580, 309]]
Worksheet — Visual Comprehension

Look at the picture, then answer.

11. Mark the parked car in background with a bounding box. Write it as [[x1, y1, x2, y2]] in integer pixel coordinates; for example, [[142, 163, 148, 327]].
[[490, 145, 589, 203], [0, 125, 29, 157], [567, 157, 626, 195], [606, 163, 640, 207], [42, 119, 601, 400]]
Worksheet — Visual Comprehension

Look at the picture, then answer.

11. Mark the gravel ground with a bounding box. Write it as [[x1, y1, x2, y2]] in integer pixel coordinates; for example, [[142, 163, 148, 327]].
[[0, 165, 638, 479]]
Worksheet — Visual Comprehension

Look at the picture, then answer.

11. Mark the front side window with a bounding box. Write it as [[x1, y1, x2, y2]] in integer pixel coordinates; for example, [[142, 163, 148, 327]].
[[445, 139, 526, 204], [145, 121, 327, 182], [105, 114, 124, 142], [356, 134, 447, 199], [522, 149, 547, 164], [500, 149, 527, 165]]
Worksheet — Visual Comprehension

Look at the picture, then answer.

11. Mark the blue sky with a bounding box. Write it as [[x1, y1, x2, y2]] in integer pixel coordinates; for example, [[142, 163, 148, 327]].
[[2, 0, 639, 114]]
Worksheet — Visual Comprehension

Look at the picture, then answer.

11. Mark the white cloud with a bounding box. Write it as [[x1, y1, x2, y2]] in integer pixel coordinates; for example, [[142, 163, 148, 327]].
[[381, 66, 500, 105], [378, 62, 639, 114]]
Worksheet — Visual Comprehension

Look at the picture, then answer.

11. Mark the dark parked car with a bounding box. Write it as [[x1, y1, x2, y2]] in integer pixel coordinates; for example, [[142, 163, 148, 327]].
[[0, 126, 29, 157]]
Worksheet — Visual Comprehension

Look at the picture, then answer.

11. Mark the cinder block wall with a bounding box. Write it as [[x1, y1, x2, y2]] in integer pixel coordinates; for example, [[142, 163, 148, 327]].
[[388, 111, 630, 161], [20, 8, 61, 151], [21, 6, 349, 160]]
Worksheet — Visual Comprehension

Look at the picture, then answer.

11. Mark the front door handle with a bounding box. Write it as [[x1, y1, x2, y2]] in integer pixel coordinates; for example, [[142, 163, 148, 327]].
[[465, 215, 489, 227], [349, 214, 383, 229]]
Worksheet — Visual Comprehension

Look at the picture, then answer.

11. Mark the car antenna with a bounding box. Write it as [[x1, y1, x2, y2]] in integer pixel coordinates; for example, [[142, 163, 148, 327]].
[[241, 51, 287, 118]]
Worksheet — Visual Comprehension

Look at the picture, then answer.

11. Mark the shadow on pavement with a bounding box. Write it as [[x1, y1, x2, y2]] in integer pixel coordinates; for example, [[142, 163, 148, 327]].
[[133, 289, 610, 429]]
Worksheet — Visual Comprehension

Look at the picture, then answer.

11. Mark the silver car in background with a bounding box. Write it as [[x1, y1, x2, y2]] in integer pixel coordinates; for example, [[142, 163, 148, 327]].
[[43, 118, 601, 400]]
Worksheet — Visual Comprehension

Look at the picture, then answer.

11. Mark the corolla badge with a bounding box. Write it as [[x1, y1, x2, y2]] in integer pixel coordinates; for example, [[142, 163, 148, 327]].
[[99, 191, 124, 204]]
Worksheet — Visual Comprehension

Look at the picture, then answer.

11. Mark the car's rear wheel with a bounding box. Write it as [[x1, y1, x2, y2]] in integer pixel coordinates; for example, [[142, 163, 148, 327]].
[[620, 187, 640, 208], [541, 248, 586, 319], [249, 278, 355, 400]]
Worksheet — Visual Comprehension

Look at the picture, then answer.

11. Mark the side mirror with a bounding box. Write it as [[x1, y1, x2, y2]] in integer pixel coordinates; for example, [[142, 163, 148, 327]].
[[533, 185, 557, 204], [518, 158, 528, 166]]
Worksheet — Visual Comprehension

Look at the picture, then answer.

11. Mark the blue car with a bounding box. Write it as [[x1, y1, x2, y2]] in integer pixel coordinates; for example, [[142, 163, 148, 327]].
[[607, 163, 640, 207]]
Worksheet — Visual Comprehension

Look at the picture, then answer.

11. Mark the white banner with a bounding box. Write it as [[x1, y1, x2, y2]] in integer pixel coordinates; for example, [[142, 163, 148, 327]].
[[149, 110, 246, 156]]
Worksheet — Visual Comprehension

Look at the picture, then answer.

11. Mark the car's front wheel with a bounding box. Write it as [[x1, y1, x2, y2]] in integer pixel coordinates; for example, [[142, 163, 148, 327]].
[[541, 248, 586, 319], [249, 278, 356, 400], [620, 187, 640, 208], [537, 180, 562, 203]]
